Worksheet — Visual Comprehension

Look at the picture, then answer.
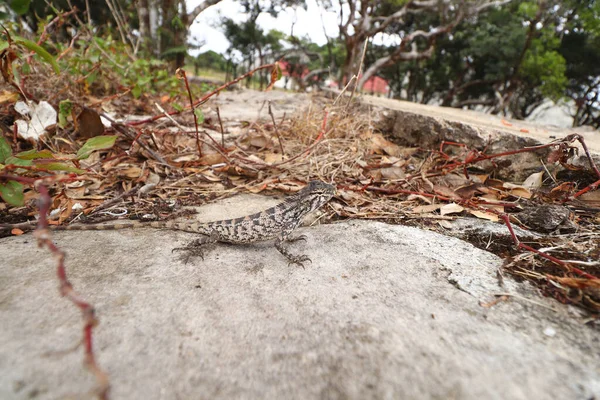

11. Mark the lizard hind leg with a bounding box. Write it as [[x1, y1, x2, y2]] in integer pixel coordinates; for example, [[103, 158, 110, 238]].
[[172, 230, 220, 264], [275, 237, 311, 269]]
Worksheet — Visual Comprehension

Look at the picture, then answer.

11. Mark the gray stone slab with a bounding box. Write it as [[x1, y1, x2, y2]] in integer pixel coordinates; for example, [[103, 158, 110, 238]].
[[1, 199, 598, 399]]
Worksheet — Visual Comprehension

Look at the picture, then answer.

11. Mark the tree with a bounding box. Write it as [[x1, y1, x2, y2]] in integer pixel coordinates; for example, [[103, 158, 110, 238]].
[[222, 0, 290, 88], [558, 0, 600, 128], [334, 0, 512, 89], [373, 0, 582, 122]]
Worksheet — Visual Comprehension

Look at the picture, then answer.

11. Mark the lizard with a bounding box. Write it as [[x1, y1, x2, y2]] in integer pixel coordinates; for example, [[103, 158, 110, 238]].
[[1, 180, 336, 267]]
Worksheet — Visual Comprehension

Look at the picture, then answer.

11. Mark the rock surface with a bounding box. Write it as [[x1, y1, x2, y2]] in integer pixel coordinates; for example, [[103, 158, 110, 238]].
[[1, 194, 598, 400], [1, 91, 599, 399]]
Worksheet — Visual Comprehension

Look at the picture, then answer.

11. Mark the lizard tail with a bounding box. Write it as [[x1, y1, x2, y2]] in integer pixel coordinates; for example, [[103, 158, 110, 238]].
[[1, 220, 209, 234]]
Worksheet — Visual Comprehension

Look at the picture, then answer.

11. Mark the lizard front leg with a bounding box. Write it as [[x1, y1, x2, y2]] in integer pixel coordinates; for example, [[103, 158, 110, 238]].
[[275, 226, 311, 268], [172, 230, 220, 263]]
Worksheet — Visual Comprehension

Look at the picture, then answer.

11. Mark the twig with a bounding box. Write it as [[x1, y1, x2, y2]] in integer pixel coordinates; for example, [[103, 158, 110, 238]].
[[100, 113, 168, 165], [177, 68, 202, 157], [346, 40, 368, 110], [153, 103, 229, 161], [127, 64, 276, 127], [268, 101, 285, 157], [216, 107, 225, 147], [90, 184, 142, 215]]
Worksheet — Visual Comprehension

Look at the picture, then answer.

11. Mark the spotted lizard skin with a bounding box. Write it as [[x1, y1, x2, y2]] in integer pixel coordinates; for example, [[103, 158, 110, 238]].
[[35, 181, 336, 266]]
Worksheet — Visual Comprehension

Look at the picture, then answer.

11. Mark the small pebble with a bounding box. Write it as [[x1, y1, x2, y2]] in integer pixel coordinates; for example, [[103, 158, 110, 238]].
[[543, 327, 556, 337]]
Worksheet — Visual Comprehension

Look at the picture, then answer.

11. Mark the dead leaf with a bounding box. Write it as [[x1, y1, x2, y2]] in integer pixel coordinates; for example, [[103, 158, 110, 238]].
[[14, 100, 57, 142], [501, 119, 513, 126], [440, 203, 464, 216], [454, 183, 488, 199], [433, 185, 461, 201], [11, 228, 23, 235], [370, 134, 404, 157], [412, 204, 441, 213], [469, 209, 499, 222], [509, 187, 532, 199], [547, 182, 575, 200], [503, 182, 532, 199], [76, 107, 105, 138], [471, 174, 489, 184], [263, 152, 283, 164], [117, 166, 143, 179], [407, 194, 433, 204], [198, 153, 227, 165], [522, 171, 544, 189], [0, 90, 19, 104], [437, 220, 453, 229], [379, 167, 405, 180]]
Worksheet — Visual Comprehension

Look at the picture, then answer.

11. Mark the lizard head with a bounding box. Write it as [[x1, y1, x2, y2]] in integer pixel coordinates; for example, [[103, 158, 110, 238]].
[[299, 180, 336, 213]]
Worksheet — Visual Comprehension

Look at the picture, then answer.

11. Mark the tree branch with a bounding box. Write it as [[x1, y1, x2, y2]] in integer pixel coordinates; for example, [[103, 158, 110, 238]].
[[188, 0, 224, 27]]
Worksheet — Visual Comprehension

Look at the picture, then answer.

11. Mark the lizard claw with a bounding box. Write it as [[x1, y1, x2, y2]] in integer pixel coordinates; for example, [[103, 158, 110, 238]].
[[288, 254, 312, 269], [288, 234, 308, 243], [172, 244, 205, 262]]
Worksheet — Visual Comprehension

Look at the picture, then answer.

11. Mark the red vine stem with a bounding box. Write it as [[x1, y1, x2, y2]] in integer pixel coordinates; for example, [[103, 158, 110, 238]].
[[0, 174, 110, 399]]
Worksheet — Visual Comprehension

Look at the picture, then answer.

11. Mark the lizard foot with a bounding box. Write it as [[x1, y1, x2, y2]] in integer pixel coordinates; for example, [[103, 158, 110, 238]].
[[287, 254, 312, 269], [172, 239, 206, 264]]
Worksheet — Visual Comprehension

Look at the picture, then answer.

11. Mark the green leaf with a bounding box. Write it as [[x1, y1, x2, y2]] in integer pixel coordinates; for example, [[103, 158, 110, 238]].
[[132, 84, 142, 98], [194, 108, 205, 124], [10, 0, 31, 15], [0, 180, 24, 206], [76, 135, 118, 160], [15, 149, 54, 160], [14, 36, 60, 74], [58, 100, 73, 129], [33, 161, 85, 173], [0, 136, 11, 163], [4, 156, 32, 166]]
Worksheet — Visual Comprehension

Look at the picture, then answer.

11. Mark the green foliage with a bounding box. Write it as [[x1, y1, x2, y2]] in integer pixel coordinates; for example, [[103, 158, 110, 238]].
[[58, 100, 72, 128], [0, 32, 61, 75], [522, 38, 567, 101], [56, 35, 182, 98], [0, 137, 11, 164], [9, 0, 32, 15], [0, 134, 98, 206], [0, 180, 24, 206], [195, 50, 228, 71], [193, 108, 205, 124], [76, 135, 118, 160]]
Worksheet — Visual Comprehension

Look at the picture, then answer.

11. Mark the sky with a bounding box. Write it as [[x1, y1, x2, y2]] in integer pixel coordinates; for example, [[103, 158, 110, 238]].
[[186, 0, 340, 56]]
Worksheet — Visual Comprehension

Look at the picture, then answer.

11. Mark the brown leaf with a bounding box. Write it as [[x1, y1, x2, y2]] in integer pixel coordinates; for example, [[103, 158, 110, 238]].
[[412, 204, 441, 213], [370, 134, 404, 157], [0, 90, 19, 104], [469, 209, 499, 222], [11, 228, 24, 235], [433, 185, 461, 201], [263, 152, 283, 164], [198, 153, 227, 165], [77, 107, 105, 138], [379, 167, 406, 180], [117, 166, 143, 179], [454, 183, 488, 199]]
